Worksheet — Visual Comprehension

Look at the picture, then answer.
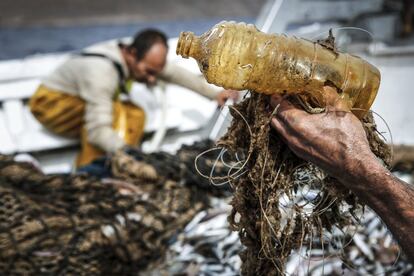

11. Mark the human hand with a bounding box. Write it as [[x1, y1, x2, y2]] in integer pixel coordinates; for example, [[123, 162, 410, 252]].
[[270, 89, 414, 263], [215, 89, 239, 106], [270, 86, 380, 183]]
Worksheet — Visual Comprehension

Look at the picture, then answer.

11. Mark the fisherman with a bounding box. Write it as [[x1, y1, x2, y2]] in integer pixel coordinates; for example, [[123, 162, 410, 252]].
[[270, 86, 414, 263], [29, 29, 237, 167]]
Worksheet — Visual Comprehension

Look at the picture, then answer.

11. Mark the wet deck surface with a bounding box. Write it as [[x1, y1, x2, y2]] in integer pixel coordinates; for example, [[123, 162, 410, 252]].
[[0, 0, 265, 60]]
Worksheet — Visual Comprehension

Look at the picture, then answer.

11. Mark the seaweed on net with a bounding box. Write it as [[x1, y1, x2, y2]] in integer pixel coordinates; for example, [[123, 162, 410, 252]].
[[213, 92, 391, 275]]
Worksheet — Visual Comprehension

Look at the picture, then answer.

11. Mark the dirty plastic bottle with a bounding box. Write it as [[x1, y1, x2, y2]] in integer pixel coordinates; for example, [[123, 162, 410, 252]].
[[176, 21, 381, 118]]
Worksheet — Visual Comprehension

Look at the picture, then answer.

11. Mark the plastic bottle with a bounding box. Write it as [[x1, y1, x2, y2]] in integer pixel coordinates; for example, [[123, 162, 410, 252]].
[[176, 21, 381, 118]]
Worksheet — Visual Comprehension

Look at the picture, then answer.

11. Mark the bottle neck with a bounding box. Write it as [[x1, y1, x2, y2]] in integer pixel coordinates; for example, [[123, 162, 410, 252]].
[[176, 31, 199, 59]]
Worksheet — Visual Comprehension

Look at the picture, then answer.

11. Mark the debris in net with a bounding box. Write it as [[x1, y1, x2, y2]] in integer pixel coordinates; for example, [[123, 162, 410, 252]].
[[214, 92, 392, 275]]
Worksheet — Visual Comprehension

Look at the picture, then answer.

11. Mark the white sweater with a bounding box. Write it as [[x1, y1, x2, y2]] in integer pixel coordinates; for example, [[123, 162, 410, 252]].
[[42, 41, 221, 152]]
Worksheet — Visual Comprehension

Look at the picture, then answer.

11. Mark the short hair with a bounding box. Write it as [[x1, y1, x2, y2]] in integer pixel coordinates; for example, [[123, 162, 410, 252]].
[[128, 29, 168, 61]]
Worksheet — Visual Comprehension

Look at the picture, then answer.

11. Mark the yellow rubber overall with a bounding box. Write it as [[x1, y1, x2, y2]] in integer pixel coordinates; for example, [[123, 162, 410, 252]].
[[29, 85, 146, 167]]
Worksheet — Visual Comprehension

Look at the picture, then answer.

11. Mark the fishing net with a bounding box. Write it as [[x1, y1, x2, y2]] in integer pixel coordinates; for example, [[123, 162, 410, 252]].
[[113, 139, 232, 197], [0, 139, 228, 275], [214, 93, 392, 275]]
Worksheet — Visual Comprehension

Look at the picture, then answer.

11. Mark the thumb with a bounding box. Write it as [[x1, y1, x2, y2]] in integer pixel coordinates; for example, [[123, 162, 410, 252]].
[[323, 86, 351, 112]]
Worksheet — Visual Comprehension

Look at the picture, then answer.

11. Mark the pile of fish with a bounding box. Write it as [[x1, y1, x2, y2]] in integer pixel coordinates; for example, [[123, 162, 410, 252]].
[[0, 140, 413, 275], [144, 198, 243, 275], [144, 199, 413, 276], [285, 207, 413, 275]]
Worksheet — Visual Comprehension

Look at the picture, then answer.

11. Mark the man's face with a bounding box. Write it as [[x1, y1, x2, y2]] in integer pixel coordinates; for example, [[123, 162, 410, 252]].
[[130, 43, 167, 85]]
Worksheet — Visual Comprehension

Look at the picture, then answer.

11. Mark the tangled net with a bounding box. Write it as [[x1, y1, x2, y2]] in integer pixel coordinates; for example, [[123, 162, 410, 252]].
[[212, 93, 391, 275], [0, 140, 229, 275]]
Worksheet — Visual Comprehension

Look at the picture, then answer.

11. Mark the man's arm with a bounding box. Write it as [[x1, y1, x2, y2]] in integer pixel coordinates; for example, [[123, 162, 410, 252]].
[[79, 61, 126, 152], [349, 154, 414, 262], [270, 86, 414, 262], [159, 61, 238, 105]]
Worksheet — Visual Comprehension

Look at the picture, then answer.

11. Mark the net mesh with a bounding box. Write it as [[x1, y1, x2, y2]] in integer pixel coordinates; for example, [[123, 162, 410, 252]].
[[0, 140, 227, 275]]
